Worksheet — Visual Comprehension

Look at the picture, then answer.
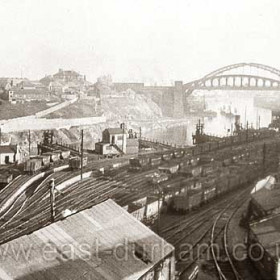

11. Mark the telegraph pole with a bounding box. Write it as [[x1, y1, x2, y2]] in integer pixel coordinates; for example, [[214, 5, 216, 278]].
[[49, 179, 55, 223], [263, 142, 266, 175], [81, 129, 84, 180], [28, 130, 31, 156]]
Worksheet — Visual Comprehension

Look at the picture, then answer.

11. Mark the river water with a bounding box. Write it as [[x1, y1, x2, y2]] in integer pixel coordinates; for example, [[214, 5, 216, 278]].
[[144, 90, 272, 146]]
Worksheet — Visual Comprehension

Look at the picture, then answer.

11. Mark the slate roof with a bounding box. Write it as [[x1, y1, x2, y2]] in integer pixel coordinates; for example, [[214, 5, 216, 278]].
[[0, 199, 174, 280], [0, 145, 17, 154], [105, 128, 126, 134], [250, 215, 280, 258]]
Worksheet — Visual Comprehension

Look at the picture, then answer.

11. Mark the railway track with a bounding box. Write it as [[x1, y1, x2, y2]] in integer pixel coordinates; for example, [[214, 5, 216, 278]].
[[172, 187, 251, 280]]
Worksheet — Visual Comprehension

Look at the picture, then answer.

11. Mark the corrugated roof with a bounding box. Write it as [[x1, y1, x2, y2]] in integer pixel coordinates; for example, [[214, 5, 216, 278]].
[[0, 145, 17, 154], [251, 185, 280, 212], [105, 128, 126, 134], [0, 199, 174, 280], [250, 215, 280, 258]]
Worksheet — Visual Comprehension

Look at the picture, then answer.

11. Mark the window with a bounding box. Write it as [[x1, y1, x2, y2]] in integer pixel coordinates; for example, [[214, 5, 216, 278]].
[[106, 146, 112, 150], [117, 136, 123, 140]]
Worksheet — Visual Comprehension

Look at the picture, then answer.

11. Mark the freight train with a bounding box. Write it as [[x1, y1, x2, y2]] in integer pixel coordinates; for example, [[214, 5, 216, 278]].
[[129, 128, 276, 172], [127, 130, 280, 222], [23, 150, 71, 174]]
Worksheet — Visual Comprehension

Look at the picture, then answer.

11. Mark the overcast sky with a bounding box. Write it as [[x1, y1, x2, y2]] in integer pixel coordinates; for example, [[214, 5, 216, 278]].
[[0, 0, 279, 84]]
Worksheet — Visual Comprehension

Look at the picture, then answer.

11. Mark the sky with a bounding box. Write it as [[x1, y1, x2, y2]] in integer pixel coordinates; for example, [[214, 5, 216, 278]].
[[0, 0, 279, 84]]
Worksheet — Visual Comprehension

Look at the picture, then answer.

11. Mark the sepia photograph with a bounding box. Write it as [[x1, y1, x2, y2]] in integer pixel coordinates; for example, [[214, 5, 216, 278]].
[[0, 0, 280, 279]]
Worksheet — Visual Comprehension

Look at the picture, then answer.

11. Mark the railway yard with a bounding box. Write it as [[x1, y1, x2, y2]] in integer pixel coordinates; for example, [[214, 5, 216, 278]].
[[0, 128, 280, 279]]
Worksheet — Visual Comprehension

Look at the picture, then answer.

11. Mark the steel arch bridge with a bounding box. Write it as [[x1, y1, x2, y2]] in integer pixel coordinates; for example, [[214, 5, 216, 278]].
[[184, 63, 280, 95]]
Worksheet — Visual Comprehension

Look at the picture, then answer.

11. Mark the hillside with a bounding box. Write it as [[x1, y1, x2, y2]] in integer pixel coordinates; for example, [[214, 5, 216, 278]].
[[0, 100, 49, 120]]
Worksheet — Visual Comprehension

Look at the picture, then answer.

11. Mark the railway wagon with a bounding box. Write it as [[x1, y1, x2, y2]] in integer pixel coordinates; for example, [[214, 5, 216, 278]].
[[129, 157, 150, 171], [161, 151, 173, 161], [173, 149, 185, 158], [216, 175, 230, 194], [42, 152, 59, 163], [179, 165, 202, 178], [0, 172, 13, 185], [60, 150, 71, 159], [228, 174, 240, 191], [150, 155, 162, 166], [30, 155, 50, 167], [161, 177, 183, 198], [172, 189, 203, 212], [145, 197, 162, 219], [69, 156, 88, 170], [190, 157, 200, 167], [158, 163, 180, 175], [148, 172, 169, 184], [201, 164, 218, 177], [52, 151, 62, 162], [24, 158, 42, 174], [199, 154, 214, 164], [203, 185, 217, 203]]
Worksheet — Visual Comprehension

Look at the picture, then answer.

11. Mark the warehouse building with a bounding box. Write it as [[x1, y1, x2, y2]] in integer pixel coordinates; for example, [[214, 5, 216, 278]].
[[0, 199, 175, 280], [249, 175, 280, 220], [95, 124, 139, 156], [248, 215, 280, 280], [0, 145, 21, 164]]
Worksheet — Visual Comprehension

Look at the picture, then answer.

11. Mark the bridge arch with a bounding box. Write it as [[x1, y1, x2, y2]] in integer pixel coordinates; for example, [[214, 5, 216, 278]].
[[184, 63, 280, 95]]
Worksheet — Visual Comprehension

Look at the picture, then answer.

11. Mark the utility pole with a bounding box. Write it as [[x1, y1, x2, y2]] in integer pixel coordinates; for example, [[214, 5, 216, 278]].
[[156, 185, 162, 235], [49, 178, 56, 223], [263, 142, 266, 175], [81, 129, 84, 180], [28, 130, 31, 156], [246, 121, 249, 142]]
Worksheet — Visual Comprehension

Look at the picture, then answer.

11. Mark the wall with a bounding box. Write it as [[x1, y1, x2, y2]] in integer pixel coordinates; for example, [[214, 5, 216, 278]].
[[0, 116, 106, 133], [0, 153, 15, 164], [35, 97, 78, 118]]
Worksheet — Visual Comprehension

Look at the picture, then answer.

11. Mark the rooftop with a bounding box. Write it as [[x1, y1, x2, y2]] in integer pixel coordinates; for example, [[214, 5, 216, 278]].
[[0, 199, 174, 280], [251, 179, 280, 213], [0, 145, 17, 154], [250, 215, 280, 258], [105, 128, 126, 134]]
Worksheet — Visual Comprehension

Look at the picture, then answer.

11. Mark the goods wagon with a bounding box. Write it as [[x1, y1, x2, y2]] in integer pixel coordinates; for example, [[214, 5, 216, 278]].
[[173, 149, 185, 158], [145, 197, 162, 219], [30, 155, 50, 167], [179, 166, 202, 178], [180, 178, 196, 192], [172, 189, 203, 212], [228, 175, 240, 191], [60, 150, 71, 159], [24, 158, 42, 174], [69, 156, 88, 170], [148, 172, 169, 184], [187, 189, 202, 209], [200, 154, 214, 164], [161, 151, 173, 161], [161, 178, 183, 197], [190, 157, 200, 166], [150, 155, 162, 166], [52, 150, 61, 162], [42, 152, 60, 163], [0, 172, 13, 184], [203, 185, 217, 203], [129, 157, 150, 171], [201, 164, 217, 176], [158, 163, 180, 175]]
